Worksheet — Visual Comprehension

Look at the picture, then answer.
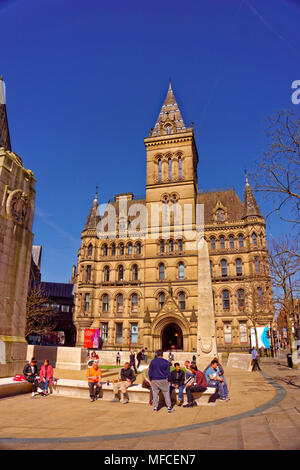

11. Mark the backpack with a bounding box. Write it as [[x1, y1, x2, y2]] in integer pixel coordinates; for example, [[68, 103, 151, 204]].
[[13, 375, 27, 382]]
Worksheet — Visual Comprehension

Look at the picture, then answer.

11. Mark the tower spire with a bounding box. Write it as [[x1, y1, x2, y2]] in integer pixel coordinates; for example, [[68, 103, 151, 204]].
[[0, 77, 11, 151], [151, 81, 187, 136], [243, 177, 262, 218], [84, 191, 100, 230]]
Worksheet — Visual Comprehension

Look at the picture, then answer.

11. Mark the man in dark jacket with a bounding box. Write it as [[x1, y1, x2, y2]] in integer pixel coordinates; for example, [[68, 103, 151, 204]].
[[183, 364, 207, 408], [23, 357, 40, 397], [136, 350, 143, 369], [149, 350, 174, 412], [111, 362, 136, 404], [129, 351, 138, 373], [170, 363, 185, 406]]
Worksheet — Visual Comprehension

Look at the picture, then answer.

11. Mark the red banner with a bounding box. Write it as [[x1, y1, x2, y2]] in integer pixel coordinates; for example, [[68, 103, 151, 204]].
[[84, 329, 100, 349]]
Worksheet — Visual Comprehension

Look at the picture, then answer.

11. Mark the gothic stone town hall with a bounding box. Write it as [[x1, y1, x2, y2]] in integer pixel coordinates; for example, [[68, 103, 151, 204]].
[[73, 83, 273, 354]]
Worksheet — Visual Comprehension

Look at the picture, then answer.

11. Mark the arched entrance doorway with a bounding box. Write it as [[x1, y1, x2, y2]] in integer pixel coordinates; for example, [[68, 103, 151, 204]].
[[161, 322, 183, 351]]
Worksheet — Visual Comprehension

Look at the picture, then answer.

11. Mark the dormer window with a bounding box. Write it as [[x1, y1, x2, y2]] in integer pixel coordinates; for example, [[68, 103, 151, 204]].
[[217, 209, 225, 221], [166, 125, 171, 135]]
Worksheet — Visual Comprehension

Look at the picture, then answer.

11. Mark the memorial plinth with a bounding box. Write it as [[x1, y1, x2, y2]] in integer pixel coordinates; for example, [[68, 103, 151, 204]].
[[227, 353, 252, 371]]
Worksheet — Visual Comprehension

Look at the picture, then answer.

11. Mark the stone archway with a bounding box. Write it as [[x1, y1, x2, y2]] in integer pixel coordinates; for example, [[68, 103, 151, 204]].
[[161, 322, 183, 351]]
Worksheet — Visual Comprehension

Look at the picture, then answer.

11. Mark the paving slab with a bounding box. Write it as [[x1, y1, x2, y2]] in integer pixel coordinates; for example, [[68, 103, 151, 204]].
[[0, 363, 299, 449]]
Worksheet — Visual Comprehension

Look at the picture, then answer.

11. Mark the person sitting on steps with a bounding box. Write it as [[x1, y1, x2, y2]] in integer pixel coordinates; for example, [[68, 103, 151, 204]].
[[170, 363, 185, 406], [183, 364, 207, 408], [204, 358, 229, 401], [86, 360, 102, 402], [111, 362, 136, 404]]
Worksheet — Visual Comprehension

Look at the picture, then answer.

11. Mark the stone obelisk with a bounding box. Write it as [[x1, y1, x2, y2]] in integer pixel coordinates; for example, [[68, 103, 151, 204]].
[[0, 78, 36, 377], [196, 236, 217, 364]]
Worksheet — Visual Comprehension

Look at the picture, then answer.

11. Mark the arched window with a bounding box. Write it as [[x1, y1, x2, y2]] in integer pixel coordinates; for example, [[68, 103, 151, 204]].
[[211, 237, 216, 250], [238, 234, 244, 248], [88, 244, 93, 256], [163, 196, 168, 222], [118, 265, 124, 281], [116, 294, 123, 312], [111, 243, 116, 256], [160, 240, 165, 253], [229, 236, 234, 249], [257, 287, 263, 306], [166, 125, 171, 135], [159, 263, 165, 280], [220, 236, 225, 249], [221, 259, 227, 277], [158, 159, 162, 181], [104, 265, 110, 282], [128, 243, 133, 255], [136, 242, 141, 255], [103, 294, 109, 312], [178, 262, 184, 279], [210, 260, 213, 277], [236, 258, 242, 276], [179, 292, 186, 310], [222, 290, 230, 309], [103, 244, 108, 256], [119, 243, 124, 255], [168, 158, 172, 180], [173, 195, 177, 219], [132, 264, 138, 281], [237, 289, 245, 308], [85, 293, 90, 311], [178, 239, 183, 251], [252, 233, 257, 246], [159, 292, 165, 309], [169, 239, 174, 252], [254, 257, 260, 274], [131, 293, 138, 311], [178, 157, 182, 179]]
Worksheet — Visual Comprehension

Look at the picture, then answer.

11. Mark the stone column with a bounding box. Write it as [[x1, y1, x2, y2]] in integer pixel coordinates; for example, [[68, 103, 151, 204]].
[[0, 148, 36, 377], [196, 237, 218, 361]]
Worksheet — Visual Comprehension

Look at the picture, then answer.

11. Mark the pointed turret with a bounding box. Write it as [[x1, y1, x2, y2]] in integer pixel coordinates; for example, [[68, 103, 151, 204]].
[[151, 80, 187, 136], [84, 191, 100, 230], [0, 77, 11, 151], [243, 176, 262, 218]]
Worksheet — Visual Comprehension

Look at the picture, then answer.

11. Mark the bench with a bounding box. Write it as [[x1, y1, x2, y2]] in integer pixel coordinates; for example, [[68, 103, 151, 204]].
[[0, 377, 32, 398], [52, 380, 217, 406]]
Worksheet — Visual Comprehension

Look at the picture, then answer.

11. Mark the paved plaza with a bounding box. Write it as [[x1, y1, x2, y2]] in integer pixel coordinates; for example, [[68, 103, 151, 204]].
[[0, 361, 299, 450]]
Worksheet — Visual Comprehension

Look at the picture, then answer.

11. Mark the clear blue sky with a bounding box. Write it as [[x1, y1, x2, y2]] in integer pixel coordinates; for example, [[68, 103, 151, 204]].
[[1, 0, 299, 282]]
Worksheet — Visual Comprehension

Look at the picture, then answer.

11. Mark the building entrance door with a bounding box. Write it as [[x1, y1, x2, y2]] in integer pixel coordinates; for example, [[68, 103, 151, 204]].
[[161, 322, 183, 351]]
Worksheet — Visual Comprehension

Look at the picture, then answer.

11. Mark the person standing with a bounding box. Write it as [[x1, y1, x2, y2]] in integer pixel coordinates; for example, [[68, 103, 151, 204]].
[[129, 351, 137, 373], [149, 350, 174, 413], [86, 360, 102, 402], [168, 351, 174, 366], [251, 347, 261, 371], [39, 359, 54, 396], [183, 364, 207, 408], [116, 351, 121, 366], [111, 362, 136, 404], [137, 350, 143, 369], [23, 357, 40, 398], [170, 363, 185, 406]]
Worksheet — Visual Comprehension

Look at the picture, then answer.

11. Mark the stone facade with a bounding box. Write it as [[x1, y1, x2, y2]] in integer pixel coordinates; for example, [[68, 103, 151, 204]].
[[73, 83, 273, 354], [0, 78, 36, 376]]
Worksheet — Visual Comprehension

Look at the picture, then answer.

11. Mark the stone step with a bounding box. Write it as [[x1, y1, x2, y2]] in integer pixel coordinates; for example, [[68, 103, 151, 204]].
[[52, 379, 217, 406]]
